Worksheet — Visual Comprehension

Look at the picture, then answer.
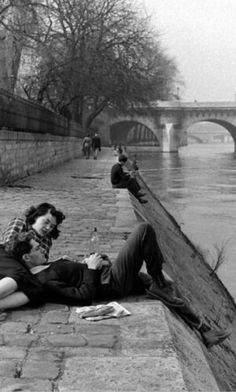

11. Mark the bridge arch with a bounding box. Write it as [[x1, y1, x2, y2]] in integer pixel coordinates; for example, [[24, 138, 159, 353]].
[[110, 120, 160, 146], [96, 111, 163, 147], [181, 118, 236, 149]]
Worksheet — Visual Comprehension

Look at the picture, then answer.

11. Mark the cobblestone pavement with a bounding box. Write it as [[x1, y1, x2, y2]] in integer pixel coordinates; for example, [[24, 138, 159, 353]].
[[0, 148, 187, 392]]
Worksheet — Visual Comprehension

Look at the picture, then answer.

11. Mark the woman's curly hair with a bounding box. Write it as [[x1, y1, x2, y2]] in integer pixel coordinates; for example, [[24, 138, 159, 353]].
[[24, 203, 65, 239]]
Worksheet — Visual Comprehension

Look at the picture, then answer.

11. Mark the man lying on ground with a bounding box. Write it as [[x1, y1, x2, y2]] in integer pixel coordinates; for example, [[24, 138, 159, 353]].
[[2, 224, 231, 349]]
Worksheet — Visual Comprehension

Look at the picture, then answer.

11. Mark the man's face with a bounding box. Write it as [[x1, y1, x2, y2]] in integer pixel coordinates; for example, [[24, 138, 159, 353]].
[[32, 211, 57, 237], [27, 239, 47, 266]]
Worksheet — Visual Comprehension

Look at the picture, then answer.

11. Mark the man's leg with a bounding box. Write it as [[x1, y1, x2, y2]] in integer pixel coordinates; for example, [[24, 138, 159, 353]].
[[175, 303, 231, 348], [111, 223, 162, 295], [168, 288, 231, 348], [127, 178, 140, 195], [126, 178, 147, 203], [110, 223, 183, 306]]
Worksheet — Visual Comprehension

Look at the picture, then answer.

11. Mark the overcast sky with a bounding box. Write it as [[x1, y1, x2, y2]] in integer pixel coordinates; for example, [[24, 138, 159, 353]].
[[142, 0, 236, 102]]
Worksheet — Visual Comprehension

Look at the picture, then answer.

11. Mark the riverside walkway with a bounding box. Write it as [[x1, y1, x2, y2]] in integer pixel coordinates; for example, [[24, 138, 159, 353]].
[[0, 148, 220, 391]]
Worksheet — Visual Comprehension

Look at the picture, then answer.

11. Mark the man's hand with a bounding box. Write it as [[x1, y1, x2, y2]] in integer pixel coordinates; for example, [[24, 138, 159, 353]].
[[84, 253, 103, 270]]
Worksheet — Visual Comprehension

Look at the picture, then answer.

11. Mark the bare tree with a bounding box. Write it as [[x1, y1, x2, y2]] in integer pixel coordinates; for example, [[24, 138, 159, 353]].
[[1, 0, 179, 128]]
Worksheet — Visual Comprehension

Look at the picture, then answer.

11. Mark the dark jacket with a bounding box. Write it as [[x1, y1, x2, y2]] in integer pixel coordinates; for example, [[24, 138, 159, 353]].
[[36, 259, 99, 306], [35, 259, 117, 306], [92, 135, 101, 150], [110, 163, 130, 186]]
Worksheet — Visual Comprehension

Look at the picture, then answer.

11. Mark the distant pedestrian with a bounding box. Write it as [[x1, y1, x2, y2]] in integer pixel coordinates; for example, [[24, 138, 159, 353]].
[[82, 134, 92, 159], [117, 145, 123, 155], [92, 133, 101, 160]]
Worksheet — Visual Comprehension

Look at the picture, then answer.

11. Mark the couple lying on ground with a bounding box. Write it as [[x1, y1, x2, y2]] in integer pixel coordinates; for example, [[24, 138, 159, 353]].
[[0, 203, 231, 349]]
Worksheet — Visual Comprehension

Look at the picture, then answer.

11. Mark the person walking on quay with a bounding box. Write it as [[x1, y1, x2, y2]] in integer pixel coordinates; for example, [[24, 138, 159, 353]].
[[92, 132, 101, 160], [111, 154, 147, 204], [82, 134, 92, 159], [3, 223, 231, 349]]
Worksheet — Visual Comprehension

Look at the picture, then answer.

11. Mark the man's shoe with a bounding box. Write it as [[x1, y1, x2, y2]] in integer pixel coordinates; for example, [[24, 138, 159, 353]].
[[137, 192, 146, 197], [146, 283, 184, 307], [139, 199, 148, 204], [201, 329, 231, 348], [156, 271, 173, 289]]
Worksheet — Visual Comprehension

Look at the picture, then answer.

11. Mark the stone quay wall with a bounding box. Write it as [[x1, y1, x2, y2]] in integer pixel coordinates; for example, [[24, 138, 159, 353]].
[[0, 88, 85, 183], [0, 129, 82, 184]]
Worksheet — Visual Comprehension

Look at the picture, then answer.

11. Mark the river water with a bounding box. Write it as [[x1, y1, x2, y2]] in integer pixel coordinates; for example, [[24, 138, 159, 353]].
[[130, 143, 236, 300]]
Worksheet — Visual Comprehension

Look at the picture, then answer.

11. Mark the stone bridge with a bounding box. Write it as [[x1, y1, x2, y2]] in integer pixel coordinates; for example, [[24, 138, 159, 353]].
[[94, 101, 236, 152]]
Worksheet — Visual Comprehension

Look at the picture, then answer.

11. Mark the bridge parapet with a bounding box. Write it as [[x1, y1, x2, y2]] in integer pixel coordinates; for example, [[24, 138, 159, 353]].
[[93, 101, 236, 152], [149, 101, 236, 109]]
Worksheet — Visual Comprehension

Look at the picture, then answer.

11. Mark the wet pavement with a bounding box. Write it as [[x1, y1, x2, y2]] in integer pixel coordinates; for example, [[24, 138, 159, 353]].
[[0, 148, 216, 391]]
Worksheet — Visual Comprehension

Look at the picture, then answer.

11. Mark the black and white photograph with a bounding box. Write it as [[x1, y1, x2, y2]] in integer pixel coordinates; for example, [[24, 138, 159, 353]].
[[0, 0, 235, 391]]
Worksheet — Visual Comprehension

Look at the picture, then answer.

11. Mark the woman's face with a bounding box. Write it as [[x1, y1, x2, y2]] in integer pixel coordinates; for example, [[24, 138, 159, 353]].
[[31, 210, 57, 237]]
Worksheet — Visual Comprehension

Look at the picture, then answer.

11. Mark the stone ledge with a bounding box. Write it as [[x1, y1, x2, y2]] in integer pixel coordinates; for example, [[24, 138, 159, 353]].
[[110, 185, 220, 392]]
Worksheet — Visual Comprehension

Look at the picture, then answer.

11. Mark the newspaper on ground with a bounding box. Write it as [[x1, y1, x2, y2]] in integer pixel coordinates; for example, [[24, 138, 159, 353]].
[[75, 301, 131, 321]]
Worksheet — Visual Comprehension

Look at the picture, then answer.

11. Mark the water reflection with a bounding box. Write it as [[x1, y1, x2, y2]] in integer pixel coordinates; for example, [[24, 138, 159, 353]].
[[136, 144, 236, 299]]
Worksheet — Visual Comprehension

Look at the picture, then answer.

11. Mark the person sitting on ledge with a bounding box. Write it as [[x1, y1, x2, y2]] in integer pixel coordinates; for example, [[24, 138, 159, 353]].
[[110, 154, 147, 204], [3, 223, 231, 348]]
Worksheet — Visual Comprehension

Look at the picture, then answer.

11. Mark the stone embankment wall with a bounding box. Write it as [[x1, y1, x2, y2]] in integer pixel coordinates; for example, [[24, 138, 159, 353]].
[[131, 172, 236, 391], [0, 88, 85, 184], [0, 129, 82, 184]]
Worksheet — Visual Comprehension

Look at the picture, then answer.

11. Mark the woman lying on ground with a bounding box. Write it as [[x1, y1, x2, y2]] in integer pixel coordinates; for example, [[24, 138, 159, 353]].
[[0, 202, 65, 309]]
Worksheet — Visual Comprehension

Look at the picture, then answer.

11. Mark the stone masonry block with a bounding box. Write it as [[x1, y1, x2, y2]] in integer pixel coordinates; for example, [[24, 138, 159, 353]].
[[0, 347, 25, 360], [0, 378, 52, 392], [27, 348, 64, 362], [0, 360, 19, 377], [40, 335, 87, 348], [73, 323, 120, 335], [64, 347, 115, 358], [39, 310, 70, 325], [35, 323, 74, 335], [3, 334, 38, 347], [0, 322, 29, 333], [59, 357, 186, 392], [85, 334, 118, 349], [22, 359, 60, 379], [9, 309, 41, 324]]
